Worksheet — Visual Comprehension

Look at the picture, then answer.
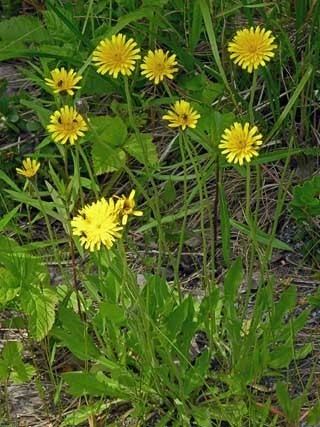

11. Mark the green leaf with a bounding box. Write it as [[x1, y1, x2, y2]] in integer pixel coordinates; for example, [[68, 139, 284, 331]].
[[276, 382, 291, 417], [21, 286, 57, 341], [124, 133, 158, 167], [224, 257, 243, 305], [97, 301, 126, 325], [0, 267, 20, 305], [0, 16, 49, 43], [308, 402, 320, 425], [230, 219, 293, 251], [63, 371, 128, 398], [61, 402, 108, 426], [89, 116, 127, 147], [0, 341, 35, 384], [290, 175, 320, 221], [52, 307, 100, 360], [20, 99, 51, 127], [92, 142, 126, 174], [269, 342, 294, 369]]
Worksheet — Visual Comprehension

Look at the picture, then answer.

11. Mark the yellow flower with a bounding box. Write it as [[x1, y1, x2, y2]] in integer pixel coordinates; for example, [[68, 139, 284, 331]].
[[162, 100, 200, 130], [71, 198, 122, 252], [92, 33, 141, 78], [140, 49, 178, 84], [228, 26, 277, 73], [219, 122, 263, 166], [47, 105, 88, 145], [45, 67, 82, 96], [114, 190, 143, 225], [16, 158, 40, 178]]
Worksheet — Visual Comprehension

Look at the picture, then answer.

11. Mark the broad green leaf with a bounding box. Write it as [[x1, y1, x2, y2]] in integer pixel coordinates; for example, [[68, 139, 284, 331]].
[[223, 257, 243, 305], [52, 307, 100, 360], [276, 382, 291, 417], [308, 402, 320, 425], [0, 206, 20, 231], [63, 371, 128, 398], [0, 267, 20, 305], [21, 286, 57, 341], [269, 342, 294, 369], [124, 133, 158, 167], [61, 402, 108, 426], [230, 219, 293, 251], [0, 341, 35, 384], [97, 301, 126, 325], [20, 99, 51, 127], [92, 141, 126, 174], [0, 170, 20, 191], [89, 116, 127, 147], [0, 16, 49, 44]]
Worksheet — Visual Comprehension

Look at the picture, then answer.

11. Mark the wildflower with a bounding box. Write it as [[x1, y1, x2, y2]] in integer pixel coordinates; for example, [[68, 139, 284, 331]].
[[219, 122, 263, 166], [16, 158, 40, 178], [92, 33, 141, 78], [228, 26, 277, 73], [114, 190, 143, 225], [71, 198, 122, 252], [141, 49, 178, 84], [162, 100, 200, 130], [47, 105, 88, 145], [45, 67, 82, 96]]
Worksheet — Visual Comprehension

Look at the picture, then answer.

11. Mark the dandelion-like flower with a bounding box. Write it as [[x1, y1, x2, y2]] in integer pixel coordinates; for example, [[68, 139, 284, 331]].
[[114, 190, 143, 225], [228, 26, 277, 73], [47, 105, 88, 145], [162, 100, 200, 131], [45, 67, 82, 96], [92, 33, 141, 78], [141, 49, 178, 84], [219, 122, 263, 166], [71, 198, 122, 252], [16, 158, 40, 178]]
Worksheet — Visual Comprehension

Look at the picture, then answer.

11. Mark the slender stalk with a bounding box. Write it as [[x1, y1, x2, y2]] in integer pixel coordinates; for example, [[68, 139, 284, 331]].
[[123, 77, 172, 276], [199, 0, 238, 108], [212, 154, 220, 276], [78, 144, 99, 198], [173, 133, 188, 302], [249, 70, 258, 123], [245, 163, 251, 223], [184, 133, 210, 287]]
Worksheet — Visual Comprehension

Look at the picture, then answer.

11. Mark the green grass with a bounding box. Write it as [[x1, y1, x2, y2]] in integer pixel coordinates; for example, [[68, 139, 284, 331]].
[[0, 0, 319, 426]]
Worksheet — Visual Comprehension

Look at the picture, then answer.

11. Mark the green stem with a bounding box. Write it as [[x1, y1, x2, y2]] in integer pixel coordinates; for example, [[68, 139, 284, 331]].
[[123, 77, 167, 275], [173, 133, 188, 302], [78, 144, 99, 198], [199, 0, 238, 108], [212, 154, 220, 276], [245, 163, 251, 223], [184, 133, 210, 287], [249, 70, 258, 123]]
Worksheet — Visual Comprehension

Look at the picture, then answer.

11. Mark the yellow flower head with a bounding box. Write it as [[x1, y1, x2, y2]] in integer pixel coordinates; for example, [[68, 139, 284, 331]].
[[219, 122, 263, 166], [141, 49, 178, 84], [228, 26, 277, 73], [45, 67, 82, 96], [114, 189, 143, 225], [162, 100, 200, 131], [71, 198, 122, 252], [92, 33, 141, 78], [16, 158, 40, 178], [47, 105, 88, 145]]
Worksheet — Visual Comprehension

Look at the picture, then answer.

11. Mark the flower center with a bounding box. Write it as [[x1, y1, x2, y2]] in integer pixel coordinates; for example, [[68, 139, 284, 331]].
[[181, 113, 189, 123], [155, 62, 165, 73], [113, 51, 124, 64]]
